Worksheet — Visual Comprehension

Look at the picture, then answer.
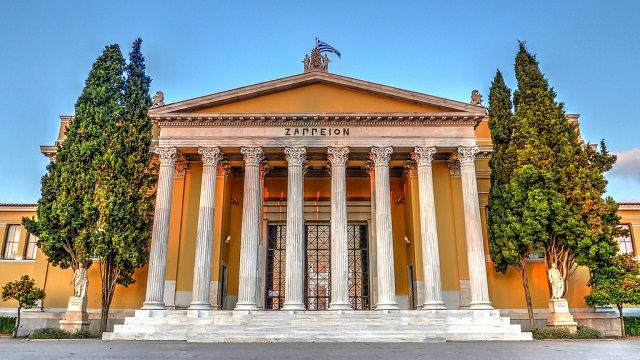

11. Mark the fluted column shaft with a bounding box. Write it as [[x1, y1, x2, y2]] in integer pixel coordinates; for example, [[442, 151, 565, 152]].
[[282, 147, 307, 310], [190, 147, 222, 309], [235, 147, 264, 310], [412, 147, 446, 310], [367, 164, 378, 308], [458, 146, 493, 310], [143, 147, 178, 309], [328, 147, 351, 310], [370, 146, 399, 310]]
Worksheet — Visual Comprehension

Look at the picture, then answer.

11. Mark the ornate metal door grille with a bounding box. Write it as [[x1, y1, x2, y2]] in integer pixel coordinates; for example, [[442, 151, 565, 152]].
[[265, 224, 370, 310], [265, 225, 286, 310], [305, 225, 331, 310], [348, 224, 370, 309]]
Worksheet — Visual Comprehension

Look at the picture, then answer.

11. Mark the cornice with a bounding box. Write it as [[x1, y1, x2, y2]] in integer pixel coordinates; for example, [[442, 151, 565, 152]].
[[152, 112, 483, 127]]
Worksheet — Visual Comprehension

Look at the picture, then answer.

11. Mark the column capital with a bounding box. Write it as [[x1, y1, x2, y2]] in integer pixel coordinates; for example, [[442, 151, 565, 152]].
[[241, 146, 265, 166], [216, 161, 230, 178], [457, 146, 479, 165], [327, 146, 349, 166], [198, 147, 223, 166], [365, 162, 375, 178], [259, 162, 270, 179], [284, 147, 307, 166], [411, 146, 437, 166], [154, 147, 178, 164], [174, 156, 189, 179], [404, 163, 418, 179], [369, 146, 393, 165]]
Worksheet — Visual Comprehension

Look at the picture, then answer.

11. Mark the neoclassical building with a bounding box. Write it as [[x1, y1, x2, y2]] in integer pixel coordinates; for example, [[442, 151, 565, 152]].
[[1, 52, 638, 340]]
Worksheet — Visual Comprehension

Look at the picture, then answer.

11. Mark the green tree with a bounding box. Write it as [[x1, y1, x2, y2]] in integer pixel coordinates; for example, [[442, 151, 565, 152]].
[[510, 42, 619, 294], [2, 276, 46, 338], [488, 70, 539, 329], [92, 38, 155, 333], [24, 44, 128, 274], [586, 254, 640, 337], [487, 42, 620, 323]]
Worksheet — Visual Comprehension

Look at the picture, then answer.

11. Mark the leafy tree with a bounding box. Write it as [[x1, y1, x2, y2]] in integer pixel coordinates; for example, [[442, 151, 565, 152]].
[[24, 44, 128, 274], [510, 42, 619, 295], [488, 70, 539, 329], [2, 276, 46, 338], [487, 42, 620, 323], [586, 254, 640, 337], [92, 38, 155, 333]]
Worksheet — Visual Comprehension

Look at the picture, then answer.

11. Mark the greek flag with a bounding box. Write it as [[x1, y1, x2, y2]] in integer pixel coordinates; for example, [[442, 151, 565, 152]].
[[316, 39, 341, 58]]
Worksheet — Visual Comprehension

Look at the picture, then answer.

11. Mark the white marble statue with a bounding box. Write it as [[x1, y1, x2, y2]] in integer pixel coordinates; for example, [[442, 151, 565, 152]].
[[72, 263, 88, 298], [548, 263, 564, 299]]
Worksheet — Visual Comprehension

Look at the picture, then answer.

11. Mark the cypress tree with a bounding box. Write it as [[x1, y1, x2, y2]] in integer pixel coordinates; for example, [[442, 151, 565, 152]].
[[488, 41, 620, 314], [92, 38, 154, 332], [24, 44, 126, 275], [488, 70, 538, 329]]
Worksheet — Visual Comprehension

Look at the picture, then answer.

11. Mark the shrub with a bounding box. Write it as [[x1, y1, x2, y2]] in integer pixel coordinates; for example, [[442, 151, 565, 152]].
[[624, 316, 640, 336], [0, 316, 16, 335], [532, 325, 602, 340], [29, 328, 96, 339]]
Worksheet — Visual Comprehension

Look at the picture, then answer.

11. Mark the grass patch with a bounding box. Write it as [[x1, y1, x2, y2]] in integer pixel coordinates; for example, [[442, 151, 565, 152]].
[[624, 316, 640, 336], [29, 328, 96, 339], [532, 325, 602, 340], [0, 316, 16, 335]]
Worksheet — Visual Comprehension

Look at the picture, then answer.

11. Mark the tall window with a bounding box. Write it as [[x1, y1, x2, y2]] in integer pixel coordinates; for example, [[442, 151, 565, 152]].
[[618, 224, 634, 255], [3, 225, 21, 260], [24, 233, 38, 260]]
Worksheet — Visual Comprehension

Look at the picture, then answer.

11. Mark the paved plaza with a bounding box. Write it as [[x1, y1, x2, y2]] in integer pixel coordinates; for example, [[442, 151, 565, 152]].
[[0, 339, 639, 360]]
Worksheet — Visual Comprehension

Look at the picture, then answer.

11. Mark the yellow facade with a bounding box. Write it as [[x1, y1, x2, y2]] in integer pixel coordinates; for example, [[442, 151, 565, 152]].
[[1, 72, 638, 319]]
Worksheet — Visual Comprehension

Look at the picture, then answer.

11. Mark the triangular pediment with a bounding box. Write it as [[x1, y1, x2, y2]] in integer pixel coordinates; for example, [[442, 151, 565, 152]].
[[151, 71, 486, 116]]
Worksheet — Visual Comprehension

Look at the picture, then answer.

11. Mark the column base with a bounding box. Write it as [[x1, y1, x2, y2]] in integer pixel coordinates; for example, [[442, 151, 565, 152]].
[[141, 301, 166, 310], [469, 301, 493, 310], [188, 302, 212, 310], [234, 303, 260, 311], [422, 301, 447, 310], [375, 302, 400, 311], [282, 303, 306, 311], [329, 302, 353, 311]]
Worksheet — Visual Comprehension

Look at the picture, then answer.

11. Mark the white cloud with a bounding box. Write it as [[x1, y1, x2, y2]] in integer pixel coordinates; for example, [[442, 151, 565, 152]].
[[608, 147, 640, 183]]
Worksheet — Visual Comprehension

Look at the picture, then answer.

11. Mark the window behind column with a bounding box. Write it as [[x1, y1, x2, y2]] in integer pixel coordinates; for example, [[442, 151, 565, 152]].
[[24, 233, 38, 260], [2, 225, 21, 260], [618, 224, 634, 255]]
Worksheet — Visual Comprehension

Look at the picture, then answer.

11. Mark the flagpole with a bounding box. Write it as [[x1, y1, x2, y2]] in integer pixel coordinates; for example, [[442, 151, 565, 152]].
[[315, 37, 318, 49]]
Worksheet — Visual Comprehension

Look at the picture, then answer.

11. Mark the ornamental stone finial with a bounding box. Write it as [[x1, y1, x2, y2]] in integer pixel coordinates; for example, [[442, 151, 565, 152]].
[[305, 48, 328, 72], [369, 146, 393, 165], [457, 146, 479, 165], [198, 147, 223, 166], [152, 91, 165, 108], [154, 147, 178, 164], [470, 90, 483, 106], [327, 146, 349, 166], [411, 146, 437, 166], [284, 147, 307, 166], [240, 147, 265, 166]]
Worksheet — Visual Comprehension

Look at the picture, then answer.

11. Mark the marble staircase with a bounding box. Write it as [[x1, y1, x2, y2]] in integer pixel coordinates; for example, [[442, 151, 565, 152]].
[[103, 309, 532, 342]]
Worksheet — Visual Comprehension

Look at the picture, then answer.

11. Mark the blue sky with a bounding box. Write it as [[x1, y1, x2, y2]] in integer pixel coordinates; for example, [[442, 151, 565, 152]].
[[1, 0, 638, 203]]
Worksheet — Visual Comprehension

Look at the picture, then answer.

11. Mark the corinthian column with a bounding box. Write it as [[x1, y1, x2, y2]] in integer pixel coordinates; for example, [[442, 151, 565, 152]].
[[412, 147, 446, 310], [143, 147, 178, 309], [190, 147, 223, 310], [282, 147, 307, 311], [328, 147, 352, 310], [235, 146, 264, 311], [369, 146, 399, 310], [458, 146, 493, 310]]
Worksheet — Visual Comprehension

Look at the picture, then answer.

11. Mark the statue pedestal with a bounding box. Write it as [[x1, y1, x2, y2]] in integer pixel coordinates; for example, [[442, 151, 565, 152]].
[[59, 296, 90, 332], [547, 298, 577, 333]]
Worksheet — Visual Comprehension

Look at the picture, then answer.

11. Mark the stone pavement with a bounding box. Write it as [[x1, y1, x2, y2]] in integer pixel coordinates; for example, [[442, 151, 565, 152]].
[[1, 339, 639, 360]]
